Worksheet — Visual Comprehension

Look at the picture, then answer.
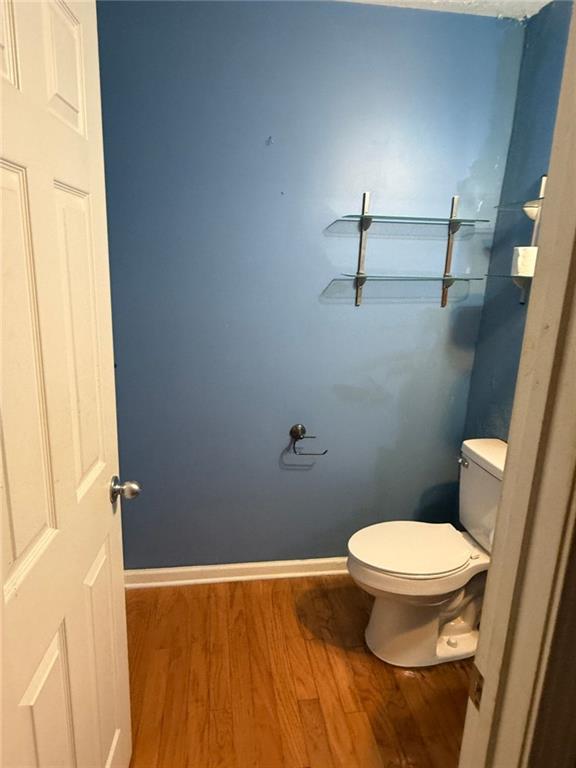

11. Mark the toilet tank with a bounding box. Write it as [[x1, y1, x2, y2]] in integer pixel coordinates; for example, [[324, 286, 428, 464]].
[[459, 438, 507, 553]]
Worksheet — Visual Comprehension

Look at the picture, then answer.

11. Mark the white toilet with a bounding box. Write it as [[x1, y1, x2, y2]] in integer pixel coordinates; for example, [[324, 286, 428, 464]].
[[347, 438, 507, 667]]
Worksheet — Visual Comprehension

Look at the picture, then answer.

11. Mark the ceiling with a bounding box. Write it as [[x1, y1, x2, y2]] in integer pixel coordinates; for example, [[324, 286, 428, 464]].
[[340, 0, 551, 19]]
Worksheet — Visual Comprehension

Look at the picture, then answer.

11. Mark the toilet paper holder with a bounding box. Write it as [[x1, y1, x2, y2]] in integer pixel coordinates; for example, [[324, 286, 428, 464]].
[[289, 424, 328, 456]]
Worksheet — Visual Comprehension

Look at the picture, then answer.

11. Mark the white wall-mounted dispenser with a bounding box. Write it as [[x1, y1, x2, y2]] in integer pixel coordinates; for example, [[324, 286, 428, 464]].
[[512, 246, 538, 277], [509, 175, 547, 303]]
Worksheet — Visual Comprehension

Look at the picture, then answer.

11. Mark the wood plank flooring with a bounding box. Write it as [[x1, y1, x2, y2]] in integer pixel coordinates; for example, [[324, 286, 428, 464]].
[[126, 575, 472, 768]]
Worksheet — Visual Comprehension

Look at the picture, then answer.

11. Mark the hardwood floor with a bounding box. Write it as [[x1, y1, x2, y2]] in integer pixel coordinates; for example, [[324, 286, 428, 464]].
[[126, 575, 472, 768]]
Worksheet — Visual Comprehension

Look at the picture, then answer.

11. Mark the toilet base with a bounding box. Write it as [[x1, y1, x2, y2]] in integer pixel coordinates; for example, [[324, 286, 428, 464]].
[[364, 573, 485, 667], [366, 623, 479, 667]]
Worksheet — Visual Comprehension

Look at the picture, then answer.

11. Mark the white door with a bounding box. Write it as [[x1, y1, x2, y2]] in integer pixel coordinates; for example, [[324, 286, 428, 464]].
[[1, 1, 133, 766]]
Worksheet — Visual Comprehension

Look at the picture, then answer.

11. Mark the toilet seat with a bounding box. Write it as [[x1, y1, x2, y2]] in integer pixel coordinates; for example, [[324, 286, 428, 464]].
[[348, 521, 472, 579]]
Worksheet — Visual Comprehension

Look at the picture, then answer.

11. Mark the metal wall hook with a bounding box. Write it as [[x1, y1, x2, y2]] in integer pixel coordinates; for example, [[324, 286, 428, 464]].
[[289, 424, 328, 456]]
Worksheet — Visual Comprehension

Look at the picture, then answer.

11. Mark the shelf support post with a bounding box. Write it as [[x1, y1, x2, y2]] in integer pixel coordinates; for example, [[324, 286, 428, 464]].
[[355, 192, 372, 307], [530, 174, 548, 247], [441, 195, 460, 308]]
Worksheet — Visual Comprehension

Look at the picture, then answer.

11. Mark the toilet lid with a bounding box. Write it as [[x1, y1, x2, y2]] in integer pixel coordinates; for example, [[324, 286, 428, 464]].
[[348, 521, 471, 577]]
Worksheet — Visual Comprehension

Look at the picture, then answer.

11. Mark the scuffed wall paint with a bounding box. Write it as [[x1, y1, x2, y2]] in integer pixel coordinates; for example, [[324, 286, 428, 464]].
[[98, 1, 522, 568]]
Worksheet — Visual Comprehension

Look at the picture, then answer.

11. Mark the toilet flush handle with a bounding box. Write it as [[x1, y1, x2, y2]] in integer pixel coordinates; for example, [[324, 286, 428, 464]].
[[458, 456, 469, 468]]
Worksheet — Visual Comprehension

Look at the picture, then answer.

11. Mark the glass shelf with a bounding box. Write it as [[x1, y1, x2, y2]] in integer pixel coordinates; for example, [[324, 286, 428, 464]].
[[496, 198, 542, 221], [326, 215, 490, 239], [487, 274, 533, 279], [497, 198, 542, 211], [341, 273, 484, 282], [321, 274, 484, 304]]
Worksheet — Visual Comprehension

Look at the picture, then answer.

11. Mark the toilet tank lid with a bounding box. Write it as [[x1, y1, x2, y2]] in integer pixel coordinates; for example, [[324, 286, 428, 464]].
[[462, 438, 507, 479]]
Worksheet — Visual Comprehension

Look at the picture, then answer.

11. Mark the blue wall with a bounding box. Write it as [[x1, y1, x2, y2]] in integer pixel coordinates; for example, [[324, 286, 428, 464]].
[[97, 1, 523, 569], [465, 1, 571, 440]]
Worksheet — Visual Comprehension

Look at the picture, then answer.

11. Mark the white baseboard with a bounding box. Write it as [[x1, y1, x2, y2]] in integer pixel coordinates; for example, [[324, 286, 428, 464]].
[[124, 556, 348, 589]]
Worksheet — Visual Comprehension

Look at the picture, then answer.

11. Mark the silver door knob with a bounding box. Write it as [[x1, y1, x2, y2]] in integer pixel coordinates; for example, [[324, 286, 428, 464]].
[[110, 475, 141, 504]]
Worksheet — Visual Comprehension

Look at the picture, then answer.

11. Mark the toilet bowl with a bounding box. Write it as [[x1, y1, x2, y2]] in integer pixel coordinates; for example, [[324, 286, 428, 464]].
[[347, 438, 506, 667], [348, 521, 489, 666]]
